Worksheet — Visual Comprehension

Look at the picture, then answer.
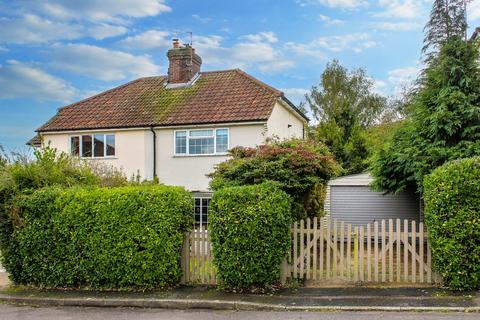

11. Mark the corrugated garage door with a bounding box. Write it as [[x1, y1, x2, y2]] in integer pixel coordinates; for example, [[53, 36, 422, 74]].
[[330, 186, 420, 226]]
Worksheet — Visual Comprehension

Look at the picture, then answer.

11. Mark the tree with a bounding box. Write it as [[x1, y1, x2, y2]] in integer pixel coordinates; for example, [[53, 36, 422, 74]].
[[423, 0, 470, 63], [208, 138, 341, 220], [371, 36, 480, 194], [305, 60, 388, 175]]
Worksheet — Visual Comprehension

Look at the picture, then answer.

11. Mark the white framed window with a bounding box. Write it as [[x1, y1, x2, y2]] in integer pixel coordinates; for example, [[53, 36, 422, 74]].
[[194, 197, 211, 226], [70, 134, 115, 158], [174, 128, 229, 155]]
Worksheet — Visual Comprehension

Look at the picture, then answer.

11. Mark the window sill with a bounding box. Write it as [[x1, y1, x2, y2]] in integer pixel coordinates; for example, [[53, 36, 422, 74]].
[[80, 157, 118, 160], [173, 154, 229, 158]]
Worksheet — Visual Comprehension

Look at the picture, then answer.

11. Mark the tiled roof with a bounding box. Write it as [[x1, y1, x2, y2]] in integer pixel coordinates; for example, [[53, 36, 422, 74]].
[[37, 69, 307, 132], [26, 135, 42, 147]]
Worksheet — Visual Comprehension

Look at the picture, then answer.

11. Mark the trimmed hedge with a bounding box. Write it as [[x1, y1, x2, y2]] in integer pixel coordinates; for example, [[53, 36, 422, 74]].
[[6, 185, 193, 289], [424, 157, 480, 290], [209, 183, 292, 290]]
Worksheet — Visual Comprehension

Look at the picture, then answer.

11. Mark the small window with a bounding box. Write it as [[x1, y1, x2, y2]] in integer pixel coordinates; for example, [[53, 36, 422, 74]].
[[71, 136, 80, 156], [94, 134, 104, 157], [194, 197, 211, 226], [81, 135, 92, 157], [175, 131, 187, 154], [216, 129, 228, 153], [106, 135, 115, 156]]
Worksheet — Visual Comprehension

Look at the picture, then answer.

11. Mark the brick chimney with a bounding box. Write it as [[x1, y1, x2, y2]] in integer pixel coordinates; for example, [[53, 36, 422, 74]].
[[167, 39, 202, 84]]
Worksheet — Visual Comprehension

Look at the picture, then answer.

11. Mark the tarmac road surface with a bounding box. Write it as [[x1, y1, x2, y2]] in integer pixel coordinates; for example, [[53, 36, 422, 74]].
[[1, 304, 479, 320]]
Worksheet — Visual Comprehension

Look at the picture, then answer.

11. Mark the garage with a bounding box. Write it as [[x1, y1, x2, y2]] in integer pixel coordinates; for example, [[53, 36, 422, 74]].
[[324, 173, 421, 226]]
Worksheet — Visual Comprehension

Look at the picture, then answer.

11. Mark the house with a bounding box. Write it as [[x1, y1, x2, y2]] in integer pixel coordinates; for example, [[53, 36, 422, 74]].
[[324, 172, 422, 226], [30, 39, 308, 221]]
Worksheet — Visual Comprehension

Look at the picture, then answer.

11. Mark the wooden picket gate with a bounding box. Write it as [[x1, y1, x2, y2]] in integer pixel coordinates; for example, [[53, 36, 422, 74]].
[[181, 227, 217, 285], [284, 218, 440, 285], [180, 219, 440, 286]]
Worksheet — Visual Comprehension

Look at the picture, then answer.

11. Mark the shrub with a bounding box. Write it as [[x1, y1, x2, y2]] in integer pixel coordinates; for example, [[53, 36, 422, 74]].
[[0, 147, 100, 282], [209, 183, 292, 290], [424, 157, 480, 290], [6, 185, 193, 289], [209, 138, 340, 220]]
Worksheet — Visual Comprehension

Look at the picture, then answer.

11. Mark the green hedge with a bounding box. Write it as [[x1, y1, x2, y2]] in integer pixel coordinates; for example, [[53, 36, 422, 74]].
[[424, 157, 480, 290], [5, 185, 193, 289], [209, 183, 292, 290]]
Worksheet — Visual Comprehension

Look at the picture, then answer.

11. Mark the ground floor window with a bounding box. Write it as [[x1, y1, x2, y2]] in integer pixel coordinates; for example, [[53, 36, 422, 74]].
[[194, 197, 211, 227]]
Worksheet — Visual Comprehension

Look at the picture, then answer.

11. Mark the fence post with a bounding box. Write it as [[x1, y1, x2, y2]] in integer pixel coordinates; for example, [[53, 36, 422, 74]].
[[419, 222, 425, 283], [313, 217, 318, 281], [381, 220, 386, 282], [396, 218, 401, 282], [366, 223, 371, 282], [374, 221, 379, 282], [306, 218, 311, 280], [281, 257, 288, 284], [404, 219, 409, 282], [353, 226, 358, 282], [293, 221, 298, 278], [181, 233, 188, 285]]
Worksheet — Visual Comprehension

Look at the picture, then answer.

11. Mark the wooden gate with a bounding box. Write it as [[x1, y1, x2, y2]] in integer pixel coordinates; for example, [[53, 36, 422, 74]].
[[284, 218, 440, 285], [181, 228, 217, 285]]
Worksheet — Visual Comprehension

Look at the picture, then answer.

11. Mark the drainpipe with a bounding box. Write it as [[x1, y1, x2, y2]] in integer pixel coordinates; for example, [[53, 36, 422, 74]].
[[150, 127, 157, 179]]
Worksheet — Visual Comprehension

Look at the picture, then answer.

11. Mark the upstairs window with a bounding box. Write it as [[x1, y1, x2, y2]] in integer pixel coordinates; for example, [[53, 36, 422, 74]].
[[71, 134, 115, 158], [175, 128, 229, 155], [189, 130, 214, 155]]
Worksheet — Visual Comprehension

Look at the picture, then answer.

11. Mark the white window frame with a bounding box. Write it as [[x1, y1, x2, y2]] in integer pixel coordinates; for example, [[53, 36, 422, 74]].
[[174, 128, 229, 156], [70, 133, 116, 159]]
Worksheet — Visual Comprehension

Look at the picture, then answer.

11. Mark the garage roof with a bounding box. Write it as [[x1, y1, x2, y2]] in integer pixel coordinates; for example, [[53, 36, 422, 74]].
[[328, 172, 373, 187]]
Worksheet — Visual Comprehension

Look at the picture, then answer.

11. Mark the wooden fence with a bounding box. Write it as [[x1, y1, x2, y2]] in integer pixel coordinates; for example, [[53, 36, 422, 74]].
[[181, 218, 440, 286]]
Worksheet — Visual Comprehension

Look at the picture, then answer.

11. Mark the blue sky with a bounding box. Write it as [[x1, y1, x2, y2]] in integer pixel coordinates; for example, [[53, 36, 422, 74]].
[[1, 0, 480, 152]]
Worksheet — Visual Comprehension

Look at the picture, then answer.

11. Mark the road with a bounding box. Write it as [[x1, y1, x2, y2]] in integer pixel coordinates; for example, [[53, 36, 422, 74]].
[[1, 305, 479, 320]]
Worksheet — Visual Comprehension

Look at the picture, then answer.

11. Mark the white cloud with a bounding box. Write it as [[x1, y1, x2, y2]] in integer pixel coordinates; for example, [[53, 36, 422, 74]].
[[0, 14, 82, 44], [0, 14, 127, 44], [88, 23, 127, 40], [0, 60, 76, 102], [118, 30, 171, 49], [376, 0, 427, 19], [372, 79, 388, 95], [297, 0, 367, 9], [124, 31, 295, 73], [469, 1, 480, 21], [284, 42, 326, 60], [26, 0, 171, 23], [387, 65, 419, 95], [0, 46, 9, 52], [192, 14, 212, 23], [50, 43, 161, 81], [197, 32, 294, 73], [285, 33, 377, 58], [372, 21, 422, 31], [318, 14, 344, 25], [241, 31, 278, 44], [280, 88, 309, 104]]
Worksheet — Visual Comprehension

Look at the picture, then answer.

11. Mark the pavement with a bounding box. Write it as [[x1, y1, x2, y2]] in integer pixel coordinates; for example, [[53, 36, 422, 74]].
[[0, 285, 479, 312], [2, 305, 480, 320], [0, 270, 479, 313]]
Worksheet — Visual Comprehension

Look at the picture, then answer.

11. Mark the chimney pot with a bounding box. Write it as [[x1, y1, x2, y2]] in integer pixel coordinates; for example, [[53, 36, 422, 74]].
[[172, 38, 180, 48]]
